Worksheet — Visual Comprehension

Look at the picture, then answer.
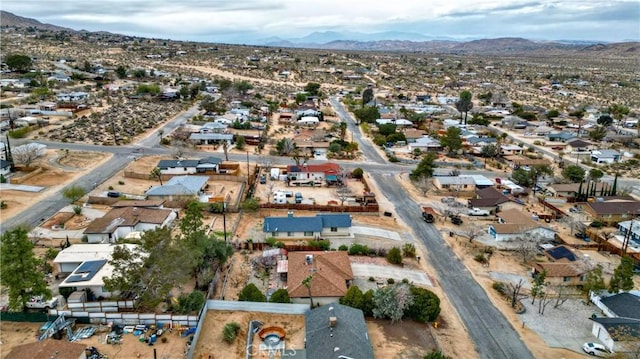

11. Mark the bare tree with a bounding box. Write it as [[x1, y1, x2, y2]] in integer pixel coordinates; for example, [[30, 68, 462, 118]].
[[412, 176, 433, 196], [172, 140, 188, 159], [459, 224, 486, 243], [514, 235, 541, 263], [262, 182, 277, 203], [560, 216, 585, 236], [12, 143, 42, 167], [509, 279, 525, 308], [538, 292, 552, 315], [551, 284, 573, 309], [335, 185, 352, 207]]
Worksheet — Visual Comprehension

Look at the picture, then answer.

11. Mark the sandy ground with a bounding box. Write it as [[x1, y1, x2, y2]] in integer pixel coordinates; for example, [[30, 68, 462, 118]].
[[0, 321, 190, 359], [192, 310, 305, 359], [0, 150, 111, 221]]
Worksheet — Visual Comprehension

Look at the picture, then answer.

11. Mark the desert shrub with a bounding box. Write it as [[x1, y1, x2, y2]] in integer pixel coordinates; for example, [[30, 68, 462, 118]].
[[269, 289, 291, 303], [387, 278, 395, 284], [238, 283, 266, 302], [405, 286, 441, 323], [177, 291, 206, 314], [369, 276, 375, 282], [351, 167, 364, 179], [338, 244, 348, 251], [492, 282, 507, 296], [474, 253, 487, 263], [309, 240, 330, 250], [118, 180, 125, 185], [386, 247, 403, 265], [223, 322, 241, 343], [348, 243, 369, 255], [402, 243, 416, 258], [73, 205, 83, 215]]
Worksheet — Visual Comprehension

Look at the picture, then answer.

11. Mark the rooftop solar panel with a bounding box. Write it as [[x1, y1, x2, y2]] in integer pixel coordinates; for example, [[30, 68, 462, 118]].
[[65, 259, 107, 283]]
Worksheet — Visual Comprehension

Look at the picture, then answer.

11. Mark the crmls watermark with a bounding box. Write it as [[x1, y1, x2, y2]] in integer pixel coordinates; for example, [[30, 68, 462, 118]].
[[246, 344, 298, 356]]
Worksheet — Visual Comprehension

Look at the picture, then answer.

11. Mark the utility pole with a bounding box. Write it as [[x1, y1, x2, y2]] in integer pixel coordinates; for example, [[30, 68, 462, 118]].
[[246, 150, 251, 185]]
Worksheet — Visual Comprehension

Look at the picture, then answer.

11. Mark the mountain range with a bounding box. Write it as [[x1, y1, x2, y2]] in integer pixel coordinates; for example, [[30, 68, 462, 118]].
[[2, 10, 638, 55]]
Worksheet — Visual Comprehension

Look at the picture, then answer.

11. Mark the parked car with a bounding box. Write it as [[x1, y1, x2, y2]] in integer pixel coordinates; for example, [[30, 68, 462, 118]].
[[107, 191, 121, 198], [26, 295, 59, 310], [451, 215, 463, 225], [295, 192, 303, 204], [468, 207, 490, 216], [582, 342, 610, 356], [575, 232, 590, 241], [259, 174, 266, 184]]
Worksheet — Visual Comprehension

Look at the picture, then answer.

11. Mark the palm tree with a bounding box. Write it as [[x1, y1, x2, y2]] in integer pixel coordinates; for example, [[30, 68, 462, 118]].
[[302, 275, 315, 308], [455, 90, 473, 125], [149, 167, 163, 186]]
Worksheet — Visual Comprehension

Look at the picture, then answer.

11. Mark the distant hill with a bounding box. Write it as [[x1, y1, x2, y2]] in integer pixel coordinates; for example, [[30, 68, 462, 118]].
[[0, 10, 74, 32]]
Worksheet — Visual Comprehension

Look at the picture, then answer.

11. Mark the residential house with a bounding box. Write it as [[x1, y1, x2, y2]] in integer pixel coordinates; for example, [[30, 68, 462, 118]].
[[590, 149, 621, 164], [404, 128, 427, 143], [55, 243, 140, 298], [488, 209, 555, 241], [501, 116, 528, 129], [502, 155, 551, 170], [566, 139, 594, 153], [304, 304, 374, 359], [616, 220, 640, 252], [583, 200, 640, 225], [286, 163, 341, 183], [47, 73, 71, 83], [532, 262, 586, 286], [200, 122, 228, 134], [263, 212, 352, 239], [83, 207, 176, 243], [157, 157, 222, 175], [146, 175, 209, 202], [408, 136, 441, 152], [6, 339, 88, 359], [432, 176, 476, 192], [189, 132, 233, 146], [0, 159, 11, 176], [287, 251, 353, 306], [56, 92, 89, 103], [546, 132, 576, 143], [546, 182, 606, 200], [500, 144, 523, 156], [590, 292, 640, 352], [468, 187, 523, 214]]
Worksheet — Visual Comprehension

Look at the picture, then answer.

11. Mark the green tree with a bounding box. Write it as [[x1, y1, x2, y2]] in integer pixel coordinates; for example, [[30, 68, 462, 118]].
[[295, 93, 308, 104], [238, 283, 266, 302], [302, 275, 315, 308], [410, 152, 437, 181], [608, 104, 630, 128], [440, 127, 463, 154], [588, 126, 607, 141], [269, 288, 291, 303], [339, 122, 348, 142], [304, 82, 321, 96], [217, 79, 233, 92], [386, 247, 403, 265], [362, 88, 374, 107], [588, 168, 604, 182], [340, 285, 364, 309], [511, 168, 534, 187], [546, 109, 560, 118], [562, 165, 586, 182], [378, 123, 397, 137], [528, 164, 554, 193], [455, 90, 473, 125], [596, 115, 613, 127], [582, 264, 606, 300], [362, 289, 375, 317], [149, 167, 163, 186], [180, 201, 204, 238], [609, 257, 634, 293], [405, 286, 441, 323], [402, 243, 416, 258], [235, 135, 246, 150], [353, 106, 380, 124], [115, 65, 127, 78], [372, 283, 414, 323], [234, 80, 253, 95], [530, 270, 547, 305], [5, 54, 32, 72], [0, 227, 51, 310], [352, 167, 364, 179], [62, 185, 86, 203]]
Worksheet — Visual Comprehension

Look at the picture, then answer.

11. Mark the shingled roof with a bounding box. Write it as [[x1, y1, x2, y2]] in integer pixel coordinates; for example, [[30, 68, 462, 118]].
[[305, 304, 373, 359], [84, 207, 173, 234], [287, 251, 353, 298]]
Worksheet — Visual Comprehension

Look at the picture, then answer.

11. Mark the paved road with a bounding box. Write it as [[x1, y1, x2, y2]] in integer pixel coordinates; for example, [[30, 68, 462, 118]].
[[332, 101, 534, 359]]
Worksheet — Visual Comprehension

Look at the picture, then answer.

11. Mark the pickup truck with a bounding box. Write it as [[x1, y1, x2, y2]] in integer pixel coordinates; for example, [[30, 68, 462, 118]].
[[26, 296, 58, 310], [421, 206, 436, 223], [468, 207, 490, 216]]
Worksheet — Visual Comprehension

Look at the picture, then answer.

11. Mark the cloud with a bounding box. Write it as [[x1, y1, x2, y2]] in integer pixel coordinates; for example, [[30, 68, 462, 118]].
[[1, 0, 638, 42]]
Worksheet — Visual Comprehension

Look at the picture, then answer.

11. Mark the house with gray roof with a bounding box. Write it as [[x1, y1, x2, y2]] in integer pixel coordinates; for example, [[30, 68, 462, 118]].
[[146, 175, 209, 201], [304, 303, 373, 359], [590, 149, 621, 164], [590, 292, 640, 352], [263, 212, 352, 240], [189, 133, 233, 145], [546, 132, 576, 142], [157, 157, 222, 175]]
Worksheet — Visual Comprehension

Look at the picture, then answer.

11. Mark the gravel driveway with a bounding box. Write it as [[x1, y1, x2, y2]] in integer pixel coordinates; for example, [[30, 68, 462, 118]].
[[517, 298, 601, 354], [351, 263, 434, 287]]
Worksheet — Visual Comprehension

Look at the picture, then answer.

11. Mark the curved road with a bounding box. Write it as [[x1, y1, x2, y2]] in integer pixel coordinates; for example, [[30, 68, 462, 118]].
[[331, 97, 534, 359]]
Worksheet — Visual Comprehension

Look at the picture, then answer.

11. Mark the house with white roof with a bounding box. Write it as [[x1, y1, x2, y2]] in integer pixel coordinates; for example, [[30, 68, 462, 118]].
[[409, 136, 441, 152], [55, 243, 140, 298], [590, 149, 621, 164]]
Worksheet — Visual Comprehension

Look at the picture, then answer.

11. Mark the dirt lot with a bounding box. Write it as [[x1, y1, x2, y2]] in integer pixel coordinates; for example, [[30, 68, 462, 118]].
[[0, 321, 190, 359], [0, 150, 111, 220], [192, 310, 305, 359]]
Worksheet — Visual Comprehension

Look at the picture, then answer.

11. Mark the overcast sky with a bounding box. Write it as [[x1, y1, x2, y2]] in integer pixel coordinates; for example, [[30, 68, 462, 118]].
[[2, 0, 639, 43]]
